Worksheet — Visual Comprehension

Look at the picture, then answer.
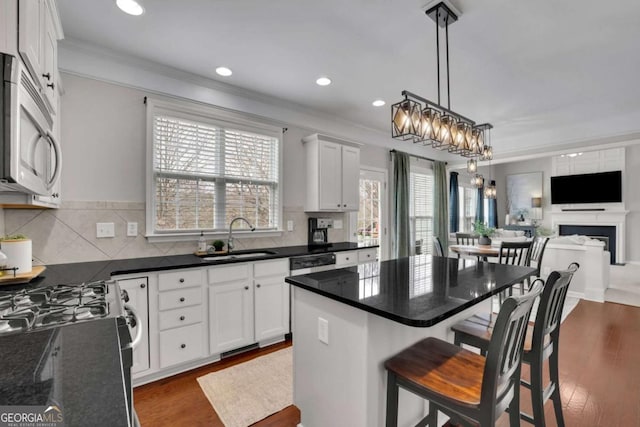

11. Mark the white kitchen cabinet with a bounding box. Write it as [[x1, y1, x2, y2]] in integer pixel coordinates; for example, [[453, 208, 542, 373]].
[[208, 263, 253, 354], [18, 0, 62, 115], [303, 133, 361, 212], [208, 259, 289, 354], [254, 259, 290, 342], [336, 248, 378, 268], [117, 277, 150, 375], [156, 268, 206, 368]]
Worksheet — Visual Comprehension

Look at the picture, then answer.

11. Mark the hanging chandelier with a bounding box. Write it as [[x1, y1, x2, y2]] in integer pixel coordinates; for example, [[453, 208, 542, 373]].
[[391, 2, 493, 161]]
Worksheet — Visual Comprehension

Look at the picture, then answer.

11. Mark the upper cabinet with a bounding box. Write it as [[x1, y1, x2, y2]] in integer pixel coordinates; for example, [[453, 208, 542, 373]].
[[302, 133, 361, 212], [18, 0, 63, 115], [552, 148, 625, 176]]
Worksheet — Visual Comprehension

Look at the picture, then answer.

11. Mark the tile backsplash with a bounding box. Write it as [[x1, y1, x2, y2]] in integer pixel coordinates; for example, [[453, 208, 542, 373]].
[[3, 202, 349, 265]]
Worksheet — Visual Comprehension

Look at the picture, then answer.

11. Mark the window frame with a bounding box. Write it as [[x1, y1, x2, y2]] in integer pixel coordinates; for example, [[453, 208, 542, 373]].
[[409, 160, 434, 255], [145, 97, 284, 242], [458, 183, 478, 233]]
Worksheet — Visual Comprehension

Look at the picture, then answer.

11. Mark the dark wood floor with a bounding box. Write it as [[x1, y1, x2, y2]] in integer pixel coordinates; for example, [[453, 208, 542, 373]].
[[134, 300, 640, 427]]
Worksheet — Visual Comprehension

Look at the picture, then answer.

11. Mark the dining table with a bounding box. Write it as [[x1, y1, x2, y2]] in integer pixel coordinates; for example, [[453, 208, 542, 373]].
[[449, 244, 500, 261]]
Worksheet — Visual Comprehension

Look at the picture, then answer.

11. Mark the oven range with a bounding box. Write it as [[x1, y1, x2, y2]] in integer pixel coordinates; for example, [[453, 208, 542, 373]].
[[0, 280, 141, 426]]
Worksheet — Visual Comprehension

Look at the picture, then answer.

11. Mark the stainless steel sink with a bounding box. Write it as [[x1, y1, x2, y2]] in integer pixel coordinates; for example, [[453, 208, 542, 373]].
[[202, 251, 276, 262]]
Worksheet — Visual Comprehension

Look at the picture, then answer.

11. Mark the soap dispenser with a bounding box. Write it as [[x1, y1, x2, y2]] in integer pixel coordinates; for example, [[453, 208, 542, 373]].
[[198, 231, 207, 253]]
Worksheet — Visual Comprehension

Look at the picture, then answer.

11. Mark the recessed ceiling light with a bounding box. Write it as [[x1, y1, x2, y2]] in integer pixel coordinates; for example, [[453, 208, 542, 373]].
[[316, 77, 332, 86], [216, 67, 233, 77], [116, 0, 145, 16], [372, 100, 386, 107]]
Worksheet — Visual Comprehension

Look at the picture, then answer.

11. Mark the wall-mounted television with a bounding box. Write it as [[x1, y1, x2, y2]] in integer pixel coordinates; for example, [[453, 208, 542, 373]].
[[550, 170, 622, 204]]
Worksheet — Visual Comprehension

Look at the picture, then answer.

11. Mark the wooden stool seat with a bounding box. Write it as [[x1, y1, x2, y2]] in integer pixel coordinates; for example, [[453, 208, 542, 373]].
[[384, 282, 544, 427], [385, 337, 486, 406]]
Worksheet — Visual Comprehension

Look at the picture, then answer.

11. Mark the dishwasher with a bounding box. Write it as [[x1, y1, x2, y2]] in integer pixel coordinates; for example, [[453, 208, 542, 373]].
[[289, 252, 337, 274]]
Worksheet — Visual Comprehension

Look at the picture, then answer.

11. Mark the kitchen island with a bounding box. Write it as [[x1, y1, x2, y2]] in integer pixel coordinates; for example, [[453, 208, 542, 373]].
[[285, 255, 535, 427]]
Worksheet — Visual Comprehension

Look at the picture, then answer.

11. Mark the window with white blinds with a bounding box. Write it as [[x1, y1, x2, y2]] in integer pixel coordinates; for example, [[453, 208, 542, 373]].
[[148, 100, 281, 235], [409, 169, 434, 255]]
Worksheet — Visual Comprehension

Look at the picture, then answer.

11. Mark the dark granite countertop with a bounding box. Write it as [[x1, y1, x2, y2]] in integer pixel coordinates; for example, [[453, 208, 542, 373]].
[[3, 242, 376, 290], [285, 255, 535, 327], [0, 319, 130, 427]]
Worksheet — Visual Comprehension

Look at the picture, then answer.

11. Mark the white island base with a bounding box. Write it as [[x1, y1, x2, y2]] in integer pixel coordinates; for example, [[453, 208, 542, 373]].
[[293, 287, 491, 427]]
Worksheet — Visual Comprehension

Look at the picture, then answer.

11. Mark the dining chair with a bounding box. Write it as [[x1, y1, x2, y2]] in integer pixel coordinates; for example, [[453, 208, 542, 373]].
[[432, 236, 444, 257], [385, 281, 543, 427], [455, 232, 478, 246], [522, 236, 550, 292], [455, 232, 479, 262], [498, 241, 533, 300], [451, 263, 579, 427]]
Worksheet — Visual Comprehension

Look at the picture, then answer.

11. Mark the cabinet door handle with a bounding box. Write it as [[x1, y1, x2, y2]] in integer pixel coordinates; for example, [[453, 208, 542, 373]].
[[180, 344, 186, 349], [179, 297, 185, 302], [140, 283, 146, 288], [343, 204, 347, 207], [180, 316, 185, 321], [42, 72, 51, 80], [244, 286, 249, 290], [47, 82, 55, 90], [337, 204, 340, 207], [179, 278, 185, 283], [346, 257, 350, 261], [256, 284, 261, 288]]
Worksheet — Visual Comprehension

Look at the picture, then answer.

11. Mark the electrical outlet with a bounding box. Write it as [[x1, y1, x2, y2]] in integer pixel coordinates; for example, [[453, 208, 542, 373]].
[[318, 317, 329, 345], [287, 220, 294, 232], [127, 222, 138, 237], [96, 223, 115, 238]]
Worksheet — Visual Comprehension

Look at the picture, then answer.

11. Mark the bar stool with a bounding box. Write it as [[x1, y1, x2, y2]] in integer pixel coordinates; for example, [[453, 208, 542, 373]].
[[451, 263, 579, 426], [384, 281, 543, 427]]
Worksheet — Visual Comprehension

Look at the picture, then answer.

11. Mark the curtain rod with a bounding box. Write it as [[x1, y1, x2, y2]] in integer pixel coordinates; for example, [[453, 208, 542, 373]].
[[390, 149, 447, 165]]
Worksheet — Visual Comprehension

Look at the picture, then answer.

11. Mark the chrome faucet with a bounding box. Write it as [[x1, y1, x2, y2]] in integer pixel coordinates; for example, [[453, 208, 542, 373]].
[[227, 217, 255, 253]]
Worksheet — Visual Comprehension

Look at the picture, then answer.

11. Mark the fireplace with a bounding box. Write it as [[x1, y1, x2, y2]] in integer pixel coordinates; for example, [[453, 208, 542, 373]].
[[558, 225, 616, 264]]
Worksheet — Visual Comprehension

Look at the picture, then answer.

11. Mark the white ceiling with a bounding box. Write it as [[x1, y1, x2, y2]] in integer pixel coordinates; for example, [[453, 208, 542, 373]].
[[56, 0, 640, 158]]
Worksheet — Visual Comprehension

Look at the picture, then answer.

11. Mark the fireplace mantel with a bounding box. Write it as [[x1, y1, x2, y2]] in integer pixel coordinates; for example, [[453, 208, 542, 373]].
[[551, 209, 628, 263]]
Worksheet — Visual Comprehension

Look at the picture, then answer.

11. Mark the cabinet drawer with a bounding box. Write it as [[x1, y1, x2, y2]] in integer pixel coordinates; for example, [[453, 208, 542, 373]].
[[158, 269, 201, 291], [358, 248, 377, 263], [208, 264, 250, 284], [159, 323, 204, 368], [159, 287, 202, 311], [254, 259, 288, 278], [159, 305, 203, 331], [335, 251, 358, 267]]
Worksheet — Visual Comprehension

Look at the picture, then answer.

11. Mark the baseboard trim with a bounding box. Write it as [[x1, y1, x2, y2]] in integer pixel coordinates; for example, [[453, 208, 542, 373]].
[[583, 288, 606, 303], [625, 261, 640, 266]]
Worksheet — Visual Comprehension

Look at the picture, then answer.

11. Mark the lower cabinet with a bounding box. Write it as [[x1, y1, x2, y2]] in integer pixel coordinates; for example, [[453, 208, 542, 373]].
[[156, 268, 205, 369], [116, 277, 150, 375], [208, 259, 289, 355], [208, 271, 254, 354], [159, 323, 205, 368], [254, 260, 290, 342]]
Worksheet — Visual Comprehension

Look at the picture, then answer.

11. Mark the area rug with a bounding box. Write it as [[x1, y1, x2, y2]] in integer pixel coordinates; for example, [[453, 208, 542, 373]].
[[197, 347, 292, 427]]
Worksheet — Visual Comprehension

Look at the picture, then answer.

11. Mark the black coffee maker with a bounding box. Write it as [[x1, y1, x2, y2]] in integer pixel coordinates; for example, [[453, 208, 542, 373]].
[[308, 218, 332, 247]]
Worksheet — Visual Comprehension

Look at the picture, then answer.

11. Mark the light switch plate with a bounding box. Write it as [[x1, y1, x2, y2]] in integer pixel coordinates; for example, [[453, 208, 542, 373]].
[[127, 222, 138, 237], [96, 222, 115, 238], [318, 317, 329, 345], [287, 220, 294, 231]]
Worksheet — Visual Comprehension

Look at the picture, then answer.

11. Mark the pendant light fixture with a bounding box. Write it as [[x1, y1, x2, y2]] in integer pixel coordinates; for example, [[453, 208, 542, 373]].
[[467, 158, 477, 173], [471, 174, 484, 188], [390, 2, 493, 160], [483, 126, 496, 199]]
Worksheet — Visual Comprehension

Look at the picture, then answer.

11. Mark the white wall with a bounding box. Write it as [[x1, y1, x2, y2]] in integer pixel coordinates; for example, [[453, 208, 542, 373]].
[[625, 144, 640, 262]]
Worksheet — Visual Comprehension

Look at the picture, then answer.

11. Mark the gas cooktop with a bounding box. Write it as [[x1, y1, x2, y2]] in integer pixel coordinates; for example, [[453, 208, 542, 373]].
[[0, 281, 115, 335]]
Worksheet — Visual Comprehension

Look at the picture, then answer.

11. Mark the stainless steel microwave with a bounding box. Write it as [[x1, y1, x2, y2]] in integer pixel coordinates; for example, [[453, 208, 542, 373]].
[[1, 53, 60, 196]]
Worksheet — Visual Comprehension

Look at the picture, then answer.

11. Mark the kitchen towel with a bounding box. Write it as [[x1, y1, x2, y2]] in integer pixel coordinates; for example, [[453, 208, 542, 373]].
[[197, 347, 292, 427]]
